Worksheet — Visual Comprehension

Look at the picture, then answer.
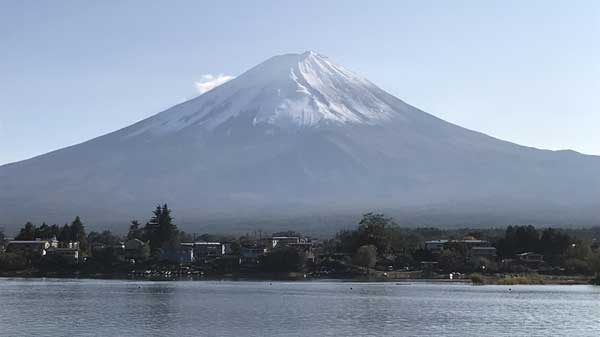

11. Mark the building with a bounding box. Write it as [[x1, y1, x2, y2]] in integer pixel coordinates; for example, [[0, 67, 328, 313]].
[[240, 246, 268, 265], [160, 244, 194, 264], [6, 238, 59, 257], [222, 242, 234, 255], [461, 240, 490, 250], [468, 246, 497, 262], [288, 242, 315, 262], [46, 247, 79, 262], [269, 236, 301, 249], [425, 239, 491, 254], [178, 245, 195, 263], [61, 241, 80, 249], [124, 239, 147, 261], [424, 240, 448, 253], [182, 242, 225, 258]]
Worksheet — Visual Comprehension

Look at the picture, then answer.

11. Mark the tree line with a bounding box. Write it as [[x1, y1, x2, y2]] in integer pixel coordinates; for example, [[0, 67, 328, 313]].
[[3, 209, 600, 277], [323, 214, 600, 276], [15, 217, 89, 251], [7, 204, 187, 255]]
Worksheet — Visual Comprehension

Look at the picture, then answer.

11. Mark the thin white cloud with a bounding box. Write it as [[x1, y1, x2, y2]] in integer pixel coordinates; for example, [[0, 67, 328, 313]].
[[194, 74, 234, 94]]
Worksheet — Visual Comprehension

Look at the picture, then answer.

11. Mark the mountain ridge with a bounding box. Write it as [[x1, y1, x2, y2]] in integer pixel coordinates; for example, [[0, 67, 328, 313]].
[[122, 51, 405, 138], [1, 52, 599, 231]]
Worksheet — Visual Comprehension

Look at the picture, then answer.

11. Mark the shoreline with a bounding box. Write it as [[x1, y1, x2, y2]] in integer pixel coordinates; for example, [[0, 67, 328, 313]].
[[0, 271, 594, 285]]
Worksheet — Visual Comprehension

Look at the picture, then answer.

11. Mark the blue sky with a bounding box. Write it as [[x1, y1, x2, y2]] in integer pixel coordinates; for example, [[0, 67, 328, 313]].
[[1, 0, 598, 165]]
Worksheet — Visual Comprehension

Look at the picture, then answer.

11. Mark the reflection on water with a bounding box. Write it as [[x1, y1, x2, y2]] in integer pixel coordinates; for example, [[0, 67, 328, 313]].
[[1, 279, 600, 337]]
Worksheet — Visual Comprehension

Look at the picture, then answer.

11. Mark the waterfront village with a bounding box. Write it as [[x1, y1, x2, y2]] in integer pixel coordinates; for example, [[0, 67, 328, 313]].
[[2, 205, 600, 285]]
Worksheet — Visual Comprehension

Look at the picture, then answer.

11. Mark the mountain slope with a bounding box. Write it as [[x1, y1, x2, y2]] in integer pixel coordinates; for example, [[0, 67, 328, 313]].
[[1, 52, 599, 231]]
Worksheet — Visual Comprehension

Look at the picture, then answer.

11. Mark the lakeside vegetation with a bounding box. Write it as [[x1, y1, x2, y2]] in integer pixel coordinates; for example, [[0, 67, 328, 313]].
[[2, 206, 600, 284]]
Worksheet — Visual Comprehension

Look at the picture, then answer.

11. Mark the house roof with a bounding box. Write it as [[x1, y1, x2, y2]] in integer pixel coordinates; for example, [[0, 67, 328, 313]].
[[425, 240, 448, 244], [124, 239, 145, 248], [425, 239, 488, 244], [185, 242, 222, 246], [517, 252, 542, 256], [8, 240, 49, 245]]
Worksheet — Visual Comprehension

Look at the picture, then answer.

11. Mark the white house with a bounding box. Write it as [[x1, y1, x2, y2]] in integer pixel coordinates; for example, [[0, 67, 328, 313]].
[[269, 236, 301, 249], [6, 238, 59, 257], [182, 242, 225, 258], [46, 247, 79, 262]]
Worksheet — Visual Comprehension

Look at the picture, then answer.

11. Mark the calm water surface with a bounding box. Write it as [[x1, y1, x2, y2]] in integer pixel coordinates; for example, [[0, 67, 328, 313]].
[[1, 278, 599, 336]]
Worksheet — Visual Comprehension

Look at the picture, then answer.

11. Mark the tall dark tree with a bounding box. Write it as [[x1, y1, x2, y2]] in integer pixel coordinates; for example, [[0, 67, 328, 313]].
[[497, 225, 540, 257], [158, 204, 177, 246], [539, 228, 571, 265], [58, 224, 72, 243], [37, 223, 50, 238], [69, 216, 88, 252], [35, 222, 59, 239], [127, 220, 145, 241], [146, 205, 162, 252], [357, 213, 395, 255], [15, 222, 36, 240], [145, 204, 178, 252], [51, 224, 60, 237]]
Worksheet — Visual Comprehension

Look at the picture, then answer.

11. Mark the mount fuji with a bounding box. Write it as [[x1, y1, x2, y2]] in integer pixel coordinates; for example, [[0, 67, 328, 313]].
[[1, 51, 599, 232]]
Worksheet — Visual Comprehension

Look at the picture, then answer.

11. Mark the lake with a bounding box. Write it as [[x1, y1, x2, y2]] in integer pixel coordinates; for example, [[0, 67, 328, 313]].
[[0, 278, 599, 336]]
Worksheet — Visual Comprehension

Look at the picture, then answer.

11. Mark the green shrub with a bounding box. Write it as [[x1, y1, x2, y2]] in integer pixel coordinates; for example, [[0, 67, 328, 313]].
[[470, 273, 484, 284]]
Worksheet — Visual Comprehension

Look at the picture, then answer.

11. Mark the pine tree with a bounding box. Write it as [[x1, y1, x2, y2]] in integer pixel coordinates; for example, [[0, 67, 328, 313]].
[[50, 224, 60, 238], [70, 216, 88, 251], [145, 204, 178, 252], [58, 224, 72, 243], [15, 222, 36, 240], [37, 222, 51, 239], [127, 220, 145, 241], [157, 204, 176, 244], [146, 205, 162, 252]]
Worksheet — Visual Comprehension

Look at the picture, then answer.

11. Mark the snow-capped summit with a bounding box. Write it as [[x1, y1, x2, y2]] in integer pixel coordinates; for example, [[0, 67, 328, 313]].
[[1, 52, 600, 231], [128, 52, 403, 137]]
